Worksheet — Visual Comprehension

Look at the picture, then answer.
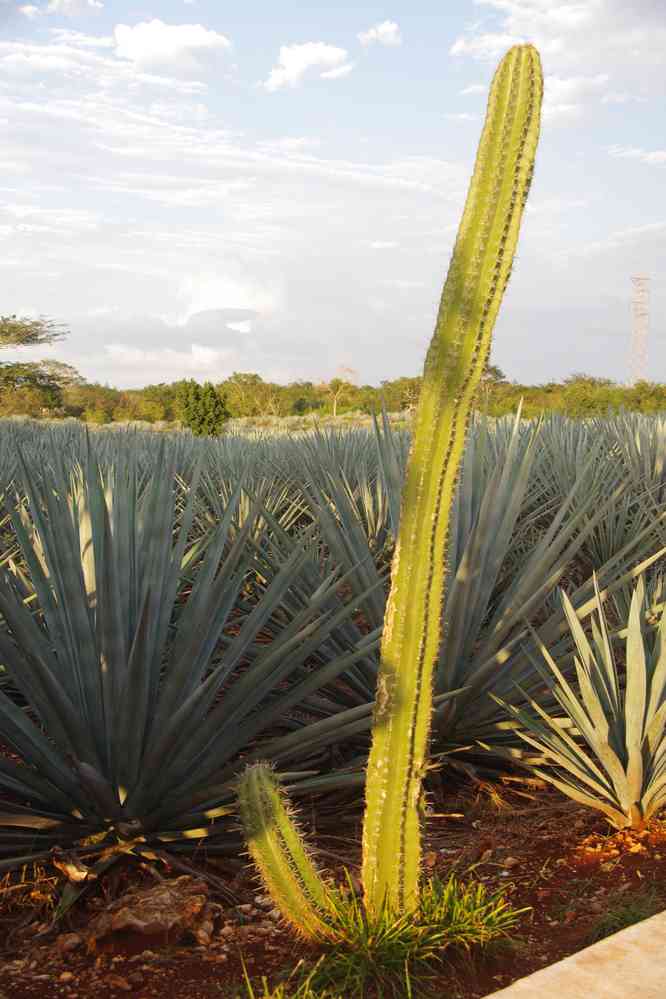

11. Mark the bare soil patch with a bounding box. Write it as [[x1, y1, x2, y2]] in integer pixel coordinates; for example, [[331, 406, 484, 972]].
[[2, 780, 665, 998]]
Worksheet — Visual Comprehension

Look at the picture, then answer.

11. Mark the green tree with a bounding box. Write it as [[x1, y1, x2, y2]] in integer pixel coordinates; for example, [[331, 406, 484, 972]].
[[219, 372, 264, 417], [177, 380, 229, 436], [0, 314, 68, 348], [0, 360, 84, 416], [379, 376, 422, 413], [0, 314, 74, 418]]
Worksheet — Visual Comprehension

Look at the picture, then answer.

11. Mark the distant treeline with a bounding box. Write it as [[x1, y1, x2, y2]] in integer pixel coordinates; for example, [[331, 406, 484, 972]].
[[1, 365, 666, 427]]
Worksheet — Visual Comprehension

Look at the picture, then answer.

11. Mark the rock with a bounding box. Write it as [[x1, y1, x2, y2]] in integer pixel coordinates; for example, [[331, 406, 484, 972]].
[[503, 856, 519, 868], [268, 908, 282, 922], [127, 972, 144, 987], [59, 972, 75, 983], [57, 933, 83, 955], [106, 974, 132, 991], [219, 925, 235, 938], [195, 911, 215, 946], [86, 876, 217, 950], [237, 903, 253, 914]]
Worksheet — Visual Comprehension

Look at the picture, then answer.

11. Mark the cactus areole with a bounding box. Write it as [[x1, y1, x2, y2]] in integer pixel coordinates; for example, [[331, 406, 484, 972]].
[[361, 44, 543, 915]]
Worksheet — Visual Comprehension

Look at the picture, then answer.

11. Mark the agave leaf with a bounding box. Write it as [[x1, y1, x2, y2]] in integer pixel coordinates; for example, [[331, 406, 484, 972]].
[[624, 581, 648, 805]]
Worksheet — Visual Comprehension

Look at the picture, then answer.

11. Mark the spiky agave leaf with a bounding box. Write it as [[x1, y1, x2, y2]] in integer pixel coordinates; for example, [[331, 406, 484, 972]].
[[0, 439, 385, 869], [494, 576, 666, 828]]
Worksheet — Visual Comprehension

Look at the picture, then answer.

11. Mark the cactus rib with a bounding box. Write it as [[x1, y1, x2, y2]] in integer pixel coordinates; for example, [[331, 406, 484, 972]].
[[237, 763, 334, 940], [361, 45, 543, 916]]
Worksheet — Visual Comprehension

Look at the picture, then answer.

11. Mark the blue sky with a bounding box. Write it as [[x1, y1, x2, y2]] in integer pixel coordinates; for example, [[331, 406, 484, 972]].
[[0, 0, 664, 388]]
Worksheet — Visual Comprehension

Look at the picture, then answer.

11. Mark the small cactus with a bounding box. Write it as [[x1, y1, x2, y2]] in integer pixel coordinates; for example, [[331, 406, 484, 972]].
[[238, 42, 543, 934], [238, 764, 334, 941]]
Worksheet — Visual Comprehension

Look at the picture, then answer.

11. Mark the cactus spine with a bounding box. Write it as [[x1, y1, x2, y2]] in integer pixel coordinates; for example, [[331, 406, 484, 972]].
[[238, 764, 334, 941], [238, 43, 543, 934], [361, 43, 543, 916]]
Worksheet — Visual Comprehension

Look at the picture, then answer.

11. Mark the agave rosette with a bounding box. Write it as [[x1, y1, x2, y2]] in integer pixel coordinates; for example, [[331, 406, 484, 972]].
[[495, 575, 666, 828], [0, 439, 381, 869]]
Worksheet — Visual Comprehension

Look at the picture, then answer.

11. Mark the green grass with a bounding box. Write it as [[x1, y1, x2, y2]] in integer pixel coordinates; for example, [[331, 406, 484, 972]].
[[586, 887, 663, 944], [239, 960, 347, 999], [234, 874, 526, 999]]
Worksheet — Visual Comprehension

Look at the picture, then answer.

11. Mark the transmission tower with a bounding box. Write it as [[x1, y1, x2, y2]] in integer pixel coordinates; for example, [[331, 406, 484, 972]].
[[629, 274, 650, 385]]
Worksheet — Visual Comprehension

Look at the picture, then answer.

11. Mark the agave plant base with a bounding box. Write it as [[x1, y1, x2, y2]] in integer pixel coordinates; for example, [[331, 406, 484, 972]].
[[2, 783, 666, 999]]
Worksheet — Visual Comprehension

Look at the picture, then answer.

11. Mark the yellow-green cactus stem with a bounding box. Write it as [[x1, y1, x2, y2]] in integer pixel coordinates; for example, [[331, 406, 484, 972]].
[[237, 763, 334, 941], [361, 44, 543, 916]]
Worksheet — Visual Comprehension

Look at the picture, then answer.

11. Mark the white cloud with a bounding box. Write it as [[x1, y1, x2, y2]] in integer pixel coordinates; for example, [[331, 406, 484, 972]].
[[566, 220, 666, 259], [0, 37, 211, 93], [0, 202, 101, 231], [172, 272, 283, 327], [257, 136, 321, 155], [320, 62, 354, 80], [113, 19, 231, 74], [49, 29, 114, 48], [601, 91, 645, 104], [20, 0, 103, 15], [460, 83, 486, 95], [48, 0, 103, 11], [105, 342, 236, 379], [381, 279, 426, 289], [450, 32, 523, 60], [87, 305, 120, 317], [369, 241, 398, 249], [543, 73, 610, 119], [262, 42, 350, 91], [450, 1, 666, 92], [226, 320, 252, 334], [608, 145, 666, 165], [357, 20, 402, 47]]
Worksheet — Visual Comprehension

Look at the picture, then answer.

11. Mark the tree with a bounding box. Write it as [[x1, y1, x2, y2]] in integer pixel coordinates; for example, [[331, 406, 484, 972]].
[[0, 314, 68, 348], [323, 377, 354, 417], [177, 381, 229, 436], [112, 392, 166, 423], [0, 314, 73, 418], [379, 376, 421, 413], [0, 360, 84, 416], [477, 363, 508, 410], [220, 372, 265, 418], [38, 360, 84, 387]]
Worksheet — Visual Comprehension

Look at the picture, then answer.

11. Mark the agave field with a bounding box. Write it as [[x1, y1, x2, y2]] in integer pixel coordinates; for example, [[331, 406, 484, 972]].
[[1, 409, 665, 996], [2, 42, 666, 999]]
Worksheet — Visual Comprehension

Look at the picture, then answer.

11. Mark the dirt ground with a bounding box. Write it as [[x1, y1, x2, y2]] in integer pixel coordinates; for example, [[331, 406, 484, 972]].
[[3, 779, 666, 999]]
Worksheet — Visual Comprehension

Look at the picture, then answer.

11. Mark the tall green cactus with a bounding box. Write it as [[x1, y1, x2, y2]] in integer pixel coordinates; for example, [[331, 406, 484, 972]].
[[362, 42, 543, 916], [238, 43, 543, 934]]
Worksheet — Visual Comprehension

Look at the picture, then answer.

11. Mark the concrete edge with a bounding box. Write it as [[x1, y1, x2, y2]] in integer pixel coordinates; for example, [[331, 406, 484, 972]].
[[485, 908, 666, 998]]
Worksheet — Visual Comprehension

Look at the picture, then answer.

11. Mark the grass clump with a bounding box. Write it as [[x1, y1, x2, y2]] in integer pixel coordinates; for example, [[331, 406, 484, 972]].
[[241, 873, 526, 999], [586, 887, 663, 944], [239, 960, 345, 999]]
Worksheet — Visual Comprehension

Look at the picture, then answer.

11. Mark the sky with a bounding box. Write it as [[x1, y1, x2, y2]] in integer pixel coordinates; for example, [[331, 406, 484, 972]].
[[0, 0, 664, 389]]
